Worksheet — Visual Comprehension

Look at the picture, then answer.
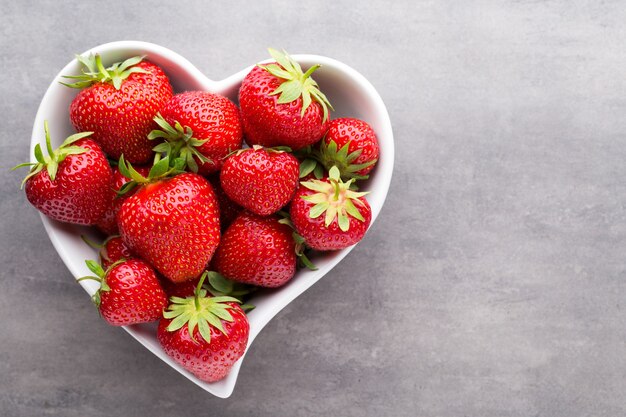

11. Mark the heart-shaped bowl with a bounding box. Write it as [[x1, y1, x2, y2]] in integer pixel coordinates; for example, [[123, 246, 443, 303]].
[[31, 41, 394, 398]]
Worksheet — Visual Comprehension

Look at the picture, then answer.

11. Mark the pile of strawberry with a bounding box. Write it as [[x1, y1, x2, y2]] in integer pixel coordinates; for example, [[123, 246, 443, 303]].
[[15, 49, 379, 383]]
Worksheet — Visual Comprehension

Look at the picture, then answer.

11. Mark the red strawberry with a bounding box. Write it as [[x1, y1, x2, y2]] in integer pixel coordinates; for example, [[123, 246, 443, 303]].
[[64, 54, 173, 164], [220, 147, 299, 216], [239, 48, 333, 150], [15, 122, 113, 225], [117, 164, 221, 283], [315, 118, 379, 179], [97, 165, 151, 235], [150, 91, 243, 174], [157, 272, 249, 382], [79, 259, 168, 326], [99, 235, 134, 270], [208, 175, 242, 230], [290, 166, 372, 250], [213, 212, 297, 288]]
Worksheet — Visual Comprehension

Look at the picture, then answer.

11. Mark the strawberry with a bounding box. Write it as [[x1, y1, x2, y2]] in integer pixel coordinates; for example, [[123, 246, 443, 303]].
[[150, 91, 243, 174], [14, 121, 113, 225], [96, 165, 150, 235], [157, 272, 249, 382], [220, 146, 299, 216], [79, 259, 168, 326], [116, 160, 221, 283], [212, 212, 297, 288], [99, 235, 134, 270], [207, 175, 242, 230], [63, 54, 173, 164], [290, 166, 372, 250], [301, 117, 379, 180], [239, 48, 333, 150]]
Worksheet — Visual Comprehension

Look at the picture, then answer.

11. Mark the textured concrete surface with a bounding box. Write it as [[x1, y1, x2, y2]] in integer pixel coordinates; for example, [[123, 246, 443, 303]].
[[2, 1, 626, 416]]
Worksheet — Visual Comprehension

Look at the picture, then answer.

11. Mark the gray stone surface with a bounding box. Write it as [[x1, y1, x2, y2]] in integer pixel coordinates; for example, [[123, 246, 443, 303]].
[[2, 0, 626, 416]]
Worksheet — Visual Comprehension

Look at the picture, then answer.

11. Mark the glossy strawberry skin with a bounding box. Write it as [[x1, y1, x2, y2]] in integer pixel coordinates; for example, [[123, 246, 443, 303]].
[[100, 236, 134, 270], [220, 148, 299, 216], [323, 118, 379, 176], [157, 302, 249, 382], [213, 212, 297, 288], [97, 165, 151, 235], [99, 259, 168, 326], [239, 66, 328, 150], [161, 91, 243, 175], [290, 181, 372, 250], [117, 173, 220, 283], [69, 61, 173, 164], [24, 139, 113, 225]]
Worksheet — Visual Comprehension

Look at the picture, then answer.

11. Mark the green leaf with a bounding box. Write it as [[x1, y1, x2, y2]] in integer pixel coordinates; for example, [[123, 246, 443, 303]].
[[186, 315, 199, 343], [208, 272, 234, 294], [197, 317, 212, 344], [241, 304, 256, 313], [299, 158, 317, 178], [301, 180, 331, 193], [61, 131, 93, 147], [325, 205, 338, 227], [117, 181, 137, 196], [148, 156, 169, 179], [76, 54, 97, 73], [59, 146, 87, 156], [85, 260, 104, 277], [309, 202, 329, 218], [344, 198, 365, 222], [268, 48, 294, 73], [211, 306, 234, 322], [46, 160, 58, 181], [116, 55, 144, 72], [167, 313, 189, 332], [298, 249, 317, 270], [313, 164, 324, 179], [337, 210, 349, 232], [263, 64, 293, 80], [208, 296, 241, 304], [204, 311, 225, 335], [151, 142, 170, 153], [34, 144, 45, 164], [117, 155, 131, 178], [273, 80, 303, 103]]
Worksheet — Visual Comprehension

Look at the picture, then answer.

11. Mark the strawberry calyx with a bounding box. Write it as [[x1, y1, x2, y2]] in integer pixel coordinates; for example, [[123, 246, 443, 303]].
[[277, 211, 317, 270], [163, 271, 242, 344], [148, 114, 212, 173], [13, 121, 92, 188], [60, 54, 148, 90], [204, 271, 256, 311], [300, 166, 370, 232], [77, 259, 124, 307], [260, 48, 334, 122], [116, 154, 183, 196], [304, 140, 377, 181]]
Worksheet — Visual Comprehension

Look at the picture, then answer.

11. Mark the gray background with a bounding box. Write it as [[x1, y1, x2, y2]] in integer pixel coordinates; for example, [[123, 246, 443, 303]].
[[2, 1, 625, 416]]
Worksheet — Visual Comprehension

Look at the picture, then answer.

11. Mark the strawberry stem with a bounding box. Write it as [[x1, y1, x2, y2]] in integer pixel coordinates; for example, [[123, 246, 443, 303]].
[[302, 64, 321, 80], [195, 271, 208, 310]]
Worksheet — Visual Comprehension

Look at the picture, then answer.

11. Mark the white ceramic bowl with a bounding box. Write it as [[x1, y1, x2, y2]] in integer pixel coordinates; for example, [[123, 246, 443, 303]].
[[31, 41, 394, 398]]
